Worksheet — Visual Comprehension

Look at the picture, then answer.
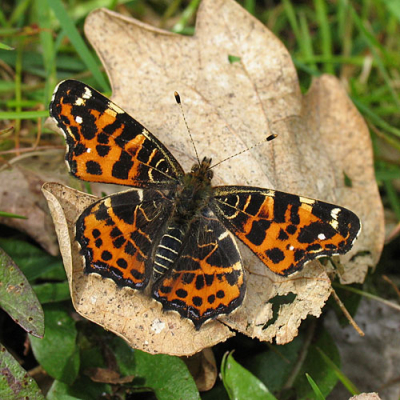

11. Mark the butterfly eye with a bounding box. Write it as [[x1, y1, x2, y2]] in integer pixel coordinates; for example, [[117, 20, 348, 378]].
[[207, 170, 213, 180]]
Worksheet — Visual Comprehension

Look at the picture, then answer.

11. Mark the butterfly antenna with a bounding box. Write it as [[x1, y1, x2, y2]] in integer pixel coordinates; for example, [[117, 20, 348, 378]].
[[174, 92, 201, 165], [210, 133, 278, 170]]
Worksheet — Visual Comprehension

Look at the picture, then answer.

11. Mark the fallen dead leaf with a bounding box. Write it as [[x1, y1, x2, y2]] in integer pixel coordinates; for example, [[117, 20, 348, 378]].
[[44, 0, 384, 355], [349, 393, 382, 400], [0, 151, 66, 256], [182, 348, 217, 391], [85, 367, 134, 384]]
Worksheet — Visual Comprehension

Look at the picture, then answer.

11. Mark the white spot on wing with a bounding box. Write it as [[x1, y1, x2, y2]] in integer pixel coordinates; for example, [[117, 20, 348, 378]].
[[74, 97, 85, 106], [330, 219, 339, 230], [83, 86, 92, 99], [318, 233, 326, 240], [87, 148, 91, 153], [299, 197, 315, 205], [331, 208, 341, 219], [108, 101, 124, 114], [75, 116, 83, 124]]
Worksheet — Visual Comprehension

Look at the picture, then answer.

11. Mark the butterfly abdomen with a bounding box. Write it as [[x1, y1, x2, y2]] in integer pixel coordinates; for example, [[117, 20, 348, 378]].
[[153, 225, 185, 278]]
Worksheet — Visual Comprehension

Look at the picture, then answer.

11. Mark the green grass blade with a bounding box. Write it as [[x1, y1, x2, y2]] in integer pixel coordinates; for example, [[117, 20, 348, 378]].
[[0, 42, 14, 50], [244, 0, 256, 15], [352, 98, 400, 140], [0, 111, 49, 119], [282, 0, 301, 42], [8, 0, 32, 27], [382, 0, 400, 22], [299, 11, 316, 70], [35, 0, 57, 104], [0, 8, 7, 26], [333, 283, 400, 312], [349, 4, 400, 111], [305, 374, 326, 400], [46, 0, 109, 91], [0, 211, 27, 219], [314, 0, 334, 74], [384, 180, 400, 220], [316, 348, 360, 395], [172, 0, 201, 33]]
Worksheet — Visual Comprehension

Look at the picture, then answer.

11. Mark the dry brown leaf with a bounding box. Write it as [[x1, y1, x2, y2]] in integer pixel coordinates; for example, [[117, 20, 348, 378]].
[[349, 394, 382, 400], [0, 151, 65, 255], [182, 348, 217, 391], [44, 0, 383, 355], [85, 367, 134, 384]]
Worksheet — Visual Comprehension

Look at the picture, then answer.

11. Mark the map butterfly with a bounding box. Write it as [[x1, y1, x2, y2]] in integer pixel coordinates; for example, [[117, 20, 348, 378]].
[[50, 80, 361, 329]]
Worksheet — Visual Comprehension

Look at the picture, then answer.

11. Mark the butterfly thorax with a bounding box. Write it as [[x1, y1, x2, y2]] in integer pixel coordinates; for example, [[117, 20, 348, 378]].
[[174, 157, 214, 223], [153, 157, 213, 278]]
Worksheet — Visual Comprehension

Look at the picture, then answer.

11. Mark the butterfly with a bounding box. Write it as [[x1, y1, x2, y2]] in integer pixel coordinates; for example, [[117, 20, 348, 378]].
[[50, 79, 361, 329]]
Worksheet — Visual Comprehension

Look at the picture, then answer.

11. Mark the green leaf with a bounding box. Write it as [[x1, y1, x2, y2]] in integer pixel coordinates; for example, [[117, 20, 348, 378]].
[[33, 282, 71, 304], [47, 327, 111, 400], [0, 238, 64, 281], [221, 352, 277, 400], [0, 248, 44, 338], [112, 338, 200, 400], [30, 304, 79, 385], [245, 332, 304, 393], [47, 377, 111, 400], [0, 343, 44, 399], [294, 328, 340, 399]]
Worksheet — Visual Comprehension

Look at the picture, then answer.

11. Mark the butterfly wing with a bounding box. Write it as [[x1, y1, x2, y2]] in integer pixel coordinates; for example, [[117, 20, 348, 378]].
[[212, 186, 361, 276], [152, 208, 245, 329], [50, 80, 184, 187], [77, 189, 173, 289]]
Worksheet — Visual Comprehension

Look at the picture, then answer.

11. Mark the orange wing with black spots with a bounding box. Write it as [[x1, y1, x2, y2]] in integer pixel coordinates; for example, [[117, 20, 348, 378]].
[[76, 189, 173, 289], [152, 208, 245, 329], [212, 187, 361, 276], [50, 80, 184, 187], [51, 79, 362, 330]]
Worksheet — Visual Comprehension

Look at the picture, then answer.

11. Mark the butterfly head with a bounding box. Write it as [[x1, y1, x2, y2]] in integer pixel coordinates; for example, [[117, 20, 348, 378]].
[[190, 157, 213, 182]]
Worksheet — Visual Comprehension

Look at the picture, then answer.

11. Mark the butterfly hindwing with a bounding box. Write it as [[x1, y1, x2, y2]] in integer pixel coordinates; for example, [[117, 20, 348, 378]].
[[212, 186, 361, 276], [50, 80, 184, 187], [76, 189, 173, 289], [152, 208, 245, 328]]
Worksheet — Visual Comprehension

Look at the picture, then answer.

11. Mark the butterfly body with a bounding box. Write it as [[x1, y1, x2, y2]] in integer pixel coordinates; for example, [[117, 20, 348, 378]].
[[152, 156, 214, 278], [50, 79, 361, 329]]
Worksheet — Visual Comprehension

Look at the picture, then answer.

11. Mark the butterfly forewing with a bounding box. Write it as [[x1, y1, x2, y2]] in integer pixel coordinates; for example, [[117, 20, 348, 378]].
[[212, 186, 361, 276], [152, 208, 245, 329], [76, 189, 173, 289], [50, 80, 184, 187]]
